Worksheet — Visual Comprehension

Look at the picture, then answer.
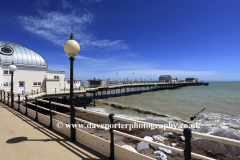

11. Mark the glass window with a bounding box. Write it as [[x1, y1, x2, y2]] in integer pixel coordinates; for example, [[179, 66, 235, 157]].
[[33, 82, 37, 86], [3, 70, 8, 74], [19, 82, 24, 87], [54, 76, 59, 79], [4, 82, 8, 86], [38, 82, 41, 85]]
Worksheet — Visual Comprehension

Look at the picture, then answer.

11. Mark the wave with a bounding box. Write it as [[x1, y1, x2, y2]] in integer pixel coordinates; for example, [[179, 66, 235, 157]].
[[89, 101, 240, 137], [104, 102, 170, 117]]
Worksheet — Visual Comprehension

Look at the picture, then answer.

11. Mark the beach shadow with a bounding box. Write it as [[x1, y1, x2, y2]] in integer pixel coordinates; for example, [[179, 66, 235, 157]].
[[1, 103, 108, 160]]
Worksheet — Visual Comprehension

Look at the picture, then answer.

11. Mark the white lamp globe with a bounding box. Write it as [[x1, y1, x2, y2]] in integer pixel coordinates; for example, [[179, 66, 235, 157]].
[[64, 33, 80, 57], [9, 63, 17, 72]]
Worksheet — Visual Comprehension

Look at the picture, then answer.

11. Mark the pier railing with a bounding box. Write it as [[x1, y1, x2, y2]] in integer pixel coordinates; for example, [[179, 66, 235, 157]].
[[0, 82, 209, 100], [1, 90, 235, 160]]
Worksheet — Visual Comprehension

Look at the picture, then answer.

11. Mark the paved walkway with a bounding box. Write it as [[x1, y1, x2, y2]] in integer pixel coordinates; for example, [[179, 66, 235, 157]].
[[0, 102, 108, 160]]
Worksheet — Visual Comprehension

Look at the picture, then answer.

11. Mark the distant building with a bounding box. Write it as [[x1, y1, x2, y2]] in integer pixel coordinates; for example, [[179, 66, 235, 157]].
[[159, 75, 172, 83], [159, 75, 178, 83], [171, 77, 178, 83], [86, 79, 102, 88], [185, 78, 198, 83], [64, 78, 81, 89]]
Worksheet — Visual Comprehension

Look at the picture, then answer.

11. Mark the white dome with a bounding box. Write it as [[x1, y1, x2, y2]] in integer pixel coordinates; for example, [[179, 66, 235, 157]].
[[0, 40, 48, 69]]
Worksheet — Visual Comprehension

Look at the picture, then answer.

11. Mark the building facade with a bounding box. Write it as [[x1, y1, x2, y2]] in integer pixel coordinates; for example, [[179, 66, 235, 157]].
[[0, 40, 65, 93], [159, 75, 178, 83], [185, 78, 198, 83], [159, 75, 172, 83], [64, 78, 81, 89]]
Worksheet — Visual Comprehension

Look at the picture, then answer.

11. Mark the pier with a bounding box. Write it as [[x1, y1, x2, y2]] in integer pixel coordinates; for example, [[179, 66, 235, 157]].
[[37, 82, 209, 108]]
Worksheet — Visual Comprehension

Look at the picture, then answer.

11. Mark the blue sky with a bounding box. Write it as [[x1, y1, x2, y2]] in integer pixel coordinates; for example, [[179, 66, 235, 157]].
[[1, 0, 240, 81]]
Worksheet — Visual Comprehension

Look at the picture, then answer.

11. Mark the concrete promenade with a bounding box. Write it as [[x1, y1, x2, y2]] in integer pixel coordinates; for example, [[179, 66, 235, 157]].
[[0, 102, 108, 160]]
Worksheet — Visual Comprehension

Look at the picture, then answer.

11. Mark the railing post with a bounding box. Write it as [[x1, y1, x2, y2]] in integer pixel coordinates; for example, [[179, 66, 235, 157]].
[[22, 90, 24, 95], [7, 92, 10, 107], [84, 94, 86, 109], [55, 88, 56, 94], [184, 128, 192, 160], [12, 93, 14, 108], [34, 98, 38, 121], [109, 113, 115, 160], [18, 94, 20, 111], [49, 99, 52, 129], [25, 96, 28, 115], [64, 87, 65, 93], [37, 89, 38, 94], [4, 91, 5, 104]]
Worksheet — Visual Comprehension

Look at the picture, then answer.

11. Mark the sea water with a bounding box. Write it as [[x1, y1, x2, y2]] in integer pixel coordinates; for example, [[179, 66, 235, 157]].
[[87, 82, 240, 138]]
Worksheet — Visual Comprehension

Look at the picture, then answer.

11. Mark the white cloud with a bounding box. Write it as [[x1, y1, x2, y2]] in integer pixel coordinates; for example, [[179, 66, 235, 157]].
[[48, 62, 223, 81], [18, 10, 128, 50], [48, 53, 222, 81]]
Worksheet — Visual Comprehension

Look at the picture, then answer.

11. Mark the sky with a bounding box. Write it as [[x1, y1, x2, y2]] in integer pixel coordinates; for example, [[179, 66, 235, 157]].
[[1, 0, 240, 81]]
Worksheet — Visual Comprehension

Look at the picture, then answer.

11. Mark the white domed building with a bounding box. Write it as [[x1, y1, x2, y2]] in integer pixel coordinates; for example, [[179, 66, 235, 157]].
[[0, 40, 80, 93]]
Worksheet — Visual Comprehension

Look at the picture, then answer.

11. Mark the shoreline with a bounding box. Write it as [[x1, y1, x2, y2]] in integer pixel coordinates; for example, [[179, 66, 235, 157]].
[[53, 101, 240, 160]]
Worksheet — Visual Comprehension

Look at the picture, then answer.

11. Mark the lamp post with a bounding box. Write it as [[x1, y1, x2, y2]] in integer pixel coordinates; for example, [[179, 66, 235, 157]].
[[64, 33, 80, 142], [44, 75, 47, 94], [9, 62, 17, 108]]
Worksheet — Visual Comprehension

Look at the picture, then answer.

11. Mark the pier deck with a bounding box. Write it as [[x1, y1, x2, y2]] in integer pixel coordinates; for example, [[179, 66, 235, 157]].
[[40, 82, 209, 98]]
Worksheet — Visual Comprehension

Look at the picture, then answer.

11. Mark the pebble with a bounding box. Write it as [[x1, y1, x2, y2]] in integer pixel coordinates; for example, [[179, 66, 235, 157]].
[[154, 151, 167, 159], [136, 142, 149, 151], [152, 135, 167, 142], [178, 136, 185, 141], [157, 146, 172, 154], [143, 136, 153, 141], [171, 143, 178, 147], [121, 145, 138, 153], [136, 136, 154, 152]]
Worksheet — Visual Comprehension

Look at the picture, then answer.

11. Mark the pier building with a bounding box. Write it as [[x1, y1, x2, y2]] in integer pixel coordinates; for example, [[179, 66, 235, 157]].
[[159, 75, 178, 83], [185, 78, 198, 83], [0, 40, 65, 93]]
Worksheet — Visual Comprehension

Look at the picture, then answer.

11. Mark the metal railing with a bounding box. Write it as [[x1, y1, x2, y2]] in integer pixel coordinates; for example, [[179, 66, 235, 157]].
[[2, 92, 237, 160]]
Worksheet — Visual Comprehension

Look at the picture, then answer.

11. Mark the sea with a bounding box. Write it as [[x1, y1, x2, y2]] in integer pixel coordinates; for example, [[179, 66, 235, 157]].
[[86, 82, 240, 139]]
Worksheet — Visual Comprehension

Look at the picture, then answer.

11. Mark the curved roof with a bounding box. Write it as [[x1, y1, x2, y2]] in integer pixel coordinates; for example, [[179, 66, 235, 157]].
[[0, 40, 48, 69]]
